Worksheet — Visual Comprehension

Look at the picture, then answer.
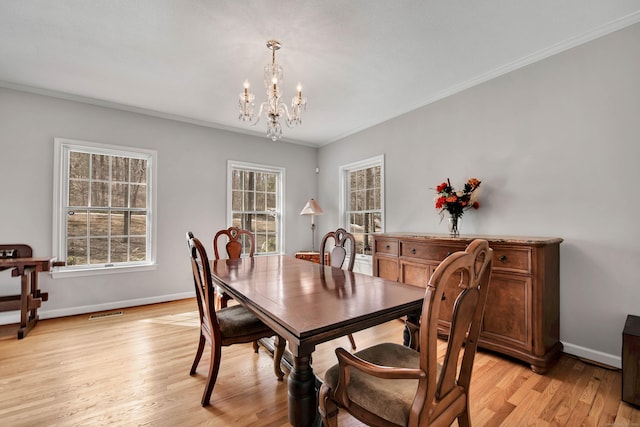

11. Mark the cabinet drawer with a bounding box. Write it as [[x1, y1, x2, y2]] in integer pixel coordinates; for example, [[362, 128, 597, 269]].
[[400, 241, 463, 262], [375, 239, 399, 255], [493, 247, 531, 274]]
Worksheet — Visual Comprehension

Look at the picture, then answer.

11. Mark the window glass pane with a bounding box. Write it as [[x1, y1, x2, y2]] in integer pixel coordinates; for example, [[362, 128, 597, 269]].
[[267, 214, 276, 232], [112, 157, 129, 182], [130, 158, 146, 184], [111, 183, 128, 208], [89, 210, 109, 236], [91, 154, 110, 180], [255, 172, 266, 191], [256, 192, 266, 211], [111, 211, 127, 236], [373, 212, 382, 232], [232, 190, 242, 211], [130, 212, 147, 236], [91, 182, 109, 207], [243, 190, 254, 211], [349, 190, 356, 211], [130, 184, 146, 208], [69, 152, 90, 179], [356, 189, 365, 211], [365, 189, 374, 210], [67, 210, 87, 237], [130, 237, 146, 261], [110, 237, 128, 263], [356, 170, 365, 190], [232, 170, 241, 190], [255, 233, 266, 253], [69, 180, 89, 206], [232, 213, 242, 228], [89, 238, 108, 264], [267, 193, 276, 210], [243, 171, 252, 190], [266, 174, 276, 192], [67, 238, 87, 265]]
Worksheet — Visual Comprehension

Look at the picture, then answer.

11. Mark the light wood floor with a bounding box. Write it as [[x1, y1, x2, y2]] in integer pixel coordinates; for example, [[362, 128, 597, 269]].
[[1, 299, 638, 426]]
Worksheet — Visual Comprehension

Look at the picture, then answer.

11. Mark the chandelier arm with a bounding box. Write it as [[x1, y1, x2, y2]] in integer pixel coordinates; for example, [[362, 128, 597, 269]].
[[278, 104, 297, 128], [246, 102, 267, 127]]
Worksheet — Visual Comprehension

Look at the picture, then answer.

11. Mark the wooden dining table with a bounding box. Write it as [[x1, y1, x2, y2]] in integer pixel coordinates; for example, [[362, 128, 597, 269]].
[[210, 255, 425, 427]]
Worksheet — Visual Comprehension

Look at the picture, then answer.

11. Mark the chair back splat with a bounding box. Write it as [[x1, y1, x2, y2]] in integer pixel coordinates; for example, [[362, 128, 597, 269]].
[[212, 226, 255, 309], [320, 227, 355, 271], [319, 239, 493, 427], [213, 226, 255, 259]]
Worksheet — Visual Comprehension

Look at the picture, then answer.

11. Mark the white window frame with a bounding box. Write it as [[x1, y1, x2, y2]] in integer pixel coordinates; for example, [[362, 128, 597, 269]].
[[339, 154, 385, 260], [227, 160, 285, 255], [52, 138, 157, 278]]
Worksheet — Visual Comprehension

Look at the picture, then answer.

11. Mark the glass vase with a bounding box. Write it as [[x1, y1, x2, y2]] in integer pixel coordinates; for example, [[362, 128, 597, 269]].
[[448, 215, 461, 237]]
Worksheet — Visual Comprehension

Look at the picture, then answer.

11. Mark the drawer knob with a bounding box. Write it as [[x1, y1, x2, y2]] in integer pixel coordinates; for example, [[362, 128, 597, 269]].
[[499, 255, 507, 263], [385, 245, 390, 250], [446, 252, 452, 257], [411, 248, 416, 254]]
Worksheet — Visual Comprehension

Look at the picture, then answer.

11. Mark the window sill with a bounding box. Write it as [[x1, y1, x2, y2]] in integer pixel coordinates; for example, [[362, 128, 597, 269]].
[[51, 263, 157, 279]]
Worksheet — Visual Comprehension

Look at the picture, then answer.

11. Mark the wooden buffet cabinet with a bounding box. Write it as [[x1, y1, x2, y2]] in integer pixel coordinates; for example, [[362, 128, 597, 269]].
[[373, 233, 563, 374]]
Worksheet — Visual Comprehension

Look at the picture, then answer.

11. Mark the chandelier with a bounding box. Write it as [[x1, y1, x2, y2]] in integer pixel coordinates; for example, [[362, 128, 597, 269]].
[[238, 40, 307, 141]]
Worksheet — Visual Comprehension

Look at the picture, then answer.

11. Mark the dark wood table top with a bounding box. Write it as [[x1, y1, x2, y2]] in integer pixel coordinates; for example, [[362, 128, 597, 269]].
[[210, 255, 425, 353], [0, 256, 59, 274]]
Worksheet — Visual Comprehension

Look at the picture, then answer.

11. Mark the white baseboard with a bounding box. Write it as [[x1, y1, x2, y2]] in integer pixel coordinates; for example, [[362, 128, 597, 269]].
[[37, 291, 195, 320], [562, 341, 621, 370]]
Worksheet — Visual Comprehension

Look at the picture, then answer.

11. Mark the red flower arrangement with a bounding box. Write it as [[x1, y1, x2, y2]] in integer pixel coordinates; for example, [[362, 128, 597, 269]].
[[434, 177, 481, 219]]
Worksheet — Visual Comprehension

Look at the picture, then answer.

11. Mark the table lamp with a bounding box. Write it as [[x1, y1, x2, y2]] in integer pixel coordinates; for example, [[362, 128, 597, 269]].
[[299, 198, 324, 251]]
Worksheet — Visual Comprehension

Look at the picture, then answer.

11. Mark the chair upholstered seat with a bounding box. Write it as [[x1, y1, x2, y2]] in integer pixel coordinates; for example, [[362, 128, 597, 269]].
[[217, 304, 271, 338], [324, 343, 426, 426]]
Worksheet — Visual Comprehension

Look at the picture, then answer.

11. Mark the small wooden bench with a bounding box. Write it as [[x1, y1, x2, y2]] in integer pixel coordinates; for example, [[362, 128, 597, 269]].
[[0, 244, 63, 339]]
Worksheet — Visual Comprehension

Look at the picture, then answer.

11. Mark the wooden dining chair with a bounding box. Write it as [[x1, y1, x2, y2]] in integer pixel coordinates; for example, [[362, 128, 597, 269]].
[[319, 239, 493, 427], [186, 232, 285, 406], [320, 228, 357, 350], [212, 226, 255, 310]]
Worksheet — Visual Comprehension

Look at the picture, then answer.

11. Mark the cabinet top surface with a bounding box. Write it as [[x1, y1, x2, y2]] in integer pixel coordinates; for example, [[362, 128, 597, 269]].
[[374, 233, 563, 245]]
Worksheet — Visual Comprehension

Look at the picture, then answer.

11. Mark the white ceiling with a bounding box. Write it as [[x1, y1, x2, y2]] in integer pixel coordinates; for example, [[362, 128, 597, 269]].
[[1, 1, 639, 147]]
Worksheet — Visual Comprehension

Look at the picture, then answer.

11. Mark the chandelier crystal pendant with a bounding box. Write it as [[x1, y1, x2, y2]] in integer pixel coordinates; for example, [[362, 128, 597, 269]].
[[238, 40, 307, 141]]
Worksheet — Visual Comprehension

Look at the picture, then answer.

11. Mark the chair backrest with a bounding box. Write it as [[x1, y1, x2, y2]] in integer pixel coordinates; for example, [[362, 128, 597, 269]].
[[187, 232, 219, 335], [213, 227, 255, 260], [416, 239, 493, 422], [320, 228, 355, 271]]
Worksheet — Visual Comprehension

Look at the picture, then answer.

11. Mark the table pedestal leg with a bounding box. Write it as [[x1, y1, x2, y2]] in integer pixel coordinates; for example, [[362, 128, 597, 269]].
[[288, 354, 319, 427]]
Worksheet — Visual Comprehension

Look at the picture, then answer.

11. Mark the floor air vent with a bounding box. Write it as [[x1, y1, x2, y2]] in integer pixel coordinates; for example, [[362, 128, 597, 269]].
[[88, 311, 123, 320]]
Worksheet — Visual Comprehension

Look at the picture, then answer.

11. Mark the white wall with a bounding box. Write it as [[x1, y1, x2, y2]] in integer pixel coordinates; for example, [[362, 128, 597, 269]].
[[318, 24, 640, 367], [0, 87, 318, 318]]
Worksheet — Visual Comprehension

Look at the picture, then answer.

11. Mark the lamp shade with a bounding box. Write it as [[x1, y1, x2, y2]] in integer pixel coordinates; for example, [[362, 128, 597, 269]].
[[300, 198, 324, 216]]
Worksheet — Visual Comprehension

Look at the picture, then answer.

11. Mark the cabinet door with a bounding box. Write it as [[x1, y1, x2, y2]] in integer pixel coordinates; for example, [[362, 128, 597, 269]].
[[480, 272, 532, 351], [400, 260, 431, 288], [374, 256, 399, 282]]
